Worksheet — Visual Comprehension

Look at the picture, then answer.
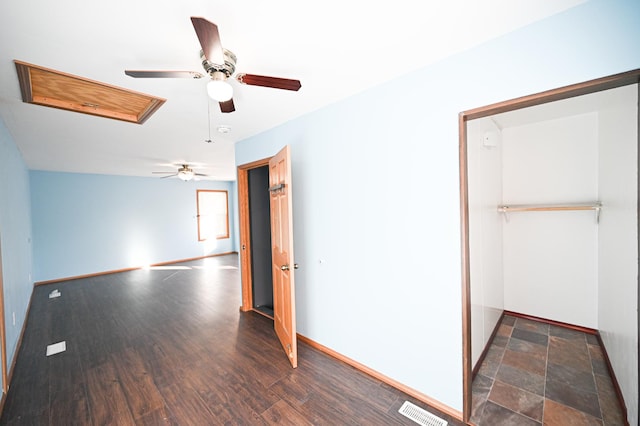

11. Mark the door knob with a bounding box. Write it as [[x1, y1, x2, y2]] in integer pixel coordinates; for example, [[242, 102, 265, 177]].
[[294, 264, 299, 269], [281, 264, 290, 271]]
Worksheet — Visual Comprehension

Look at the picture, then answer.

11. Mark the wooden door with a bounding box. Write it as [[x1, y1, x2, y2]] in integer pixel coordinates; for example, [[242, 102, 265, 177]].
[[269, 145, 297, 368]]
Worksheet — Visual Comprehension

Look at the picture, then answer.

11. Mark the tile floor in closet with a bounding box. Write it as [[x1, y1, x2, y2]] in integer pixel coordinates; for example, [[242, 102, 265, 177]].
[[470, 314, 626, 425]]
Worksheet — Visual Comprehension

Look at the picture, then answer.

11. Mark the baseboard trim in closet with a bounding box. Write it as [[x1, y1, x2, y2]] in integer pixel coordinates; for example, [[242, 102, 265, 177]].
[[503, 310, 628, 426], [503, 310, 597, 334], [594, 333, 629, 426], [471, 311, 505, 379]]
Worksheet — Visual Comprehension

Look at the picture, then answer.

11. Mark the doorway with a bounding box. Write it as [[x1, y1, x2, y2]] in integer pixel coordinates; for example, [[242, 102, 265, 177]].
[[237, 158, 272, 315], [459, 70, 640, 423], [237, 146, 298, 368], [248, 165, 273, 317]]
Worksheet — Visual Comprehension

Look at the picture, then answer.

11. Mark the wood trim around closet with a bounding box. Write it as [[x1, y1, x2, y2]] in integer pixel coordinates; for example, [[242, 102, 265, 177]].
[[458, 68, 640, 424], [461, 68, 640, 122], [458, 112, 472, 420], [237, 157, 271, 312]]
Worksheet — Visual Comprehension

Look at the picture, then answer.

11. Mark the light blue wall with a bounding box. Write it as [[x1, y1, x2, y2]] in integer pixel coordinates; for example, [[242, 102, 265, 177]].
[[30, 171, 236, 282], [235, 0, 640, 412], [0, 118, 33, 390]]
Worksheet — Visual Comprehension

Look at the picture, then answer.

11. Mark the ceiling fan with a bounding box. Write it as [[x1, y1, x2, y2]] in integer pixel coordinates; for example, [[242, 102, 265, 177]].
[[152, 164, 207, 181], [125, 17, 302, 113]]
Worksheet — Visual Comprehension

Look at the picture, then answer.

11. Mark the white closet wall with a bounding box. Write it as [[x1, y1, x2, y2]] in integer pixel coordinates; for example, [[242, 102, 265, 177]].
[[502, 113, 599, 328], [467, 119, 504, 366], [597, 85, 638, 423]]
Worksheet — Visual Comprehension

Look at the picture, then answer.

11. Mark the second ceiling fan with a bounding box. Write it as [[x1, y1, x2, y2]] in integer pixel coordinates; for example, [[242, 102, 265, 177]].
[[125, 17, 301, 113]]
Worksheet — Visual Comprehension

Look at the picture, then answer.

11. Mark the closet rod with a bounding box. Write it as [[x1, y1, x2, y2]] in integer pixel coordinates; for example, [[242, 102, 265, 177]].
[[498, 202, 602, 223]]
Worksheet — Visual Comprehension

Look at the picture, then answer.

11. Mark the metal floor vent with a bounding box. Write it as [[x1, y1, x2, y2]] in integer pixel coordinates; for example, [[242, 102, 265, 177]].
[[398, 401, 448, 426]]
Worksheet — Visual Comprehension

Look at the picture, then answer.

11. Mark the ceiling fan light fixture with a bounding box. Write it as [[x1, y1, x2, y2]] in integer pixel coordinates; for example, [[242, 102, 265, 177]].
[[177, 169, 195, 181], [207, 72, 233, 102]]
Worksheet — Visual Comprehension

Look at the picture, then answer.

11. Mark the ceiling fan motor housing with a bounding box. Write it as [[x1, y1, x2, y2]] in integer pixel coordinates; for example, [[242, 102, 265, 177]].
[[200, 49, 236, 78]]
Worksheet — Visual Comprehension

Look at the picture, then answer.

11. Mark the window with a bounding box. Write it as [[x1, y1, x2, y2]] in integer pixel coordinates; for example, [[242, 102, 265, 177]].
[[196, 190, 229, 241]]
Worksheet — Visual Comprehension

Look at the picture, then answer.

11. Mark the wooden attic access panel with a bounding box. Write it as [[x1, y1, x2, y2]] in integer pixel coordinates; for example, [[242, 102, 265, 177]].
[[14, 60, 165, 124]]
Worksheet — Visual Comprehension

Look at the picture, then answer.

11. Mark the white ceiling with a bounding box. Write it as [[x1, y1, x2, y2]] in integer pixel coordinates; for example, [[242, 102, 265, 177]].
[[0, 0, 585, 181]]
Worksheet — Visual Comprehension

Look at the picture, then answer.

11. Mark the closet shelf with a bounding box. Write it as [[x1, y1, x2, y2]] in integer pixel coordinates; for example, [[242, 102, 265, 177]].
[[498, 202, 602, 223]]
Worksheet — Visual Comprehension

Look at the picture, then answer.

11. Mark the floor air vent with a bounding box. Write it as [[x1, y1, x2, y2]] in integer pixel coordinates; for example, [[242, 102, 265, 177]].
[[398, 401, 448, 426]]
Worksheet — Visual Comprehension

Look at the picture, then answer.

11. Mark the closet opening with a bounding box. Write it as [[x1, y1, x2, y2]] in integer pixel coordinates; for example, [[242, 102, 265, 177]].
[[238, 158, 274, 319], [248, 165, 273, 317], [459, 69, 640, 425]]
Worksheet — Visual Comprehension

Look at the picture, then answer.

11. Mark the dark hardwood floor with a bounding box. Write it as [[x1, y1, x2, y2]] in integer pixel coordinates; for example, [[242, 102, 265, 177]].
[[0, 254, 461, 425]]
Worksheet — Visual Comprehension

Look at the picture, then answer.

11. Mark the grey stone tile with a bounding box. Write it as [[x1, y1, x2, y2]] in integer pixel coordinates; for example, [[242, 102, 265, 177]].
[[479, 315, 626, 425], [470, 394, 487, 424], [546, 377, 601, 419], [588, 344, 609, 376], [477, 345, 504, 379], [495, 363, 545, 396], [548, 336, 592, 373], [549, 325, 588, 342], [514, 318, 549, 335], [585, 333, 599, 345], [479, 401, 541, 426], [497, 323, 514, 338], [492, 334, 509, 348], [546, 362, 596, 394], [502, 315, 516, 326], [507, 336, 548, 357], [543, 398, 603, 426], [501, 348, 546, 377], [472, 373, 493, 397], [598, 384, 626, 425], [512, 328, 549, 346], [594, 372, 616, 397], [488, 381, 544, 422]]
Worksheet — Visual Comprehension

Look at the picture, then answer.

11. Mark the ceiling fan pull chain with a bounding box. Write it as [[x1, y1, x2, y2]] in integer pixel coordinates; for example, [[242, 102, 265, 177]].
[[205, 99, 213, 143]]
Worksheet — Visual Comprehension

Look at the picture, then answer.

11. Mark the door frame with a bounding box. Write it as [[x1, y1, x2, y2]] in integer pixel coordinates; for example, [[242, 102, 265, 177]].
[[458, 69, 640, 423], [237, 157, 271, 313]]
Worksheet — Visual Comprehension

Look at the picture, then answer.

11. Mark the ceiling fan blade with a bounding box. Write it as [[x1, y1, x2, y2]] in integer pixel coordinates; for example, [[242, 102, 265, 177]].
[[194, 173, 209, 177], [160, 174, 178, 179], [191, 17, 225, 65], [236, 73, 301, 91], [219, 99, 235, 113], [125, 70, 204, 79]]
